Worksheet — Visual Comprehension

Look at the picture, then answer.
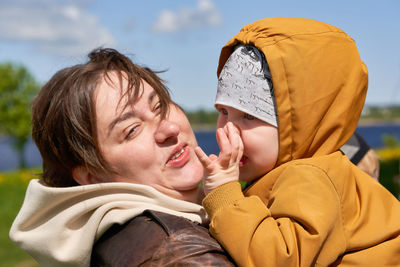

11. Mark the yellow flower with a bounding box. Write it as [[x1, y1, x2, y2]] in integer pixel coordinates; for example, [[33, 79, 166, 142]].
[[377, 147, 400, 161]]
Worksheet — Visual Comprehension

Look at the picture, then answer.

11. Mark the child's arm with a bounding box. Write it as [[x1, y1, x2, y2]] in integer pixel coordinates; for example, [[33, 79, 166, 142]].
[[195, 122, 243, 195], [201, 163, 346, 267], [195, 124, 344, 266]]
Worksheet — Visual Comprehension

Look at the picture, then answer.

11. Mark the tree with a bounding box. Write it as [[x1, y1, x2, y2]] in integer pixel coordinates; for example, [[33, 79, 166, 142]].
[[0, 63, 40, 169], [186, 109, 218, 125]]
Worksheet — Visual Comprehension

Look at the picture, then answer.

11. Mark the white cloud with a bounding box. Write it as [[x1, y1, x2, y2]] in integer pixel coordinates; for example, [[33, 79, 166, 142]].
[[0, 0, 115, 56], [152, 0, 222, 33]]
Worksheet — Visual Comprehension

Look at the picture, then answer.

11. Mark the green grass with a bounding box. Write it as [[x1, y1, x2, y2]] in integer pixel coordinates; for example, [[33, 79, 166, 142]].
[[0, 168, 40, 267], [377, 147, 400, 198], [379, 159, 400, 198]]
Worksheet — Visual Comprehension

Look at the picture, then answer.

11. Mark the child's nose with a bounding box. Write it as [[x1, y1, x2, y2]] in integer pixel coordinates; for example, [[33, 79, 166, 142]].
[[154, 119, 180, 144]]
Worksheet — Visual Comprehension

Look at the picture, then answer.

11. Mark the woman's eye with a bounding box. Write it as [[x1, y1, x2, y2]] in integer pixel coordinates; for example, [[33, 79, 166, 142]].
[[245, 113, 255, 120], [154, 102, 162, 110], [153, 101, 163, 114], [126, 125, 139, 139]]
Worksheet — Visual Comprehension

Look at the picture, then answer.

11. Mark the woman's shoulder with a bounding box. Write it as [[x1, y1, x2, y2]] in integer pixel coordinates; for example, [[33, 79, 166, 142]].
[[91, 210, 236, 266], [91, 210, 168, 266]]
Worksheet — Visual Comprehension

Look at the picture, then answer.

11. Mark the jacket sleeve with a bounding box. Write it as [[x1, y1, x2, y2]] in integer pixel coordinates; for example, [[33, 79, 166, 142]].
[[202, 164, 347, 266], [91, 210, 236, 267]]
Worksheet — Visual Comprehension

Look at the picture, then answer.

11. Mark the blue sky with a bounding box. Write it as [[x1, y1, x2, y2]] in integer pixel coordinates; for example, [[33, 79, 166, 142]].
[[0, 0, 399, 111]]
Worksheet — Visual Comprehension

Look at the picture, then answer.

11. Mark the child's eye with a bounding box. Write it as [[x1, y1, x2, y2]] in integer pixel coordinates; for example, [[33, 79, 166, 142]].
[[220, 108, 228, 115], [245, 113, 255, 120]]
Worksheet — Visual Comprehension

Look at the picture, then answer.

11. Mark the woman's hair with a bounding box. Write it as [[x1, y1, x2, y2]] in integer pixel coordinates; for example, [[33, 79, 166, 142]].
[[32, 48, 172, 187]]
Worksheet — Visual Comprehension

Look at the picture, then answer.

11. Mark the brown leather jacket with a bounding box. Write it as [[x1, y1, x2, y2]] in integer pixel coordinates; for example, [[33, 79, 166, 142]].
[[91, 210, 236, 266]]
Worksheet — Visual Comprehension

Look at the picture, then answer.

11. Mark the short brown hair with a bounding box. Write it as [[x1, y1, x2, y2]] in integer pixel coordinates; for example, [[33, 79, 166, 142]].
[[32, 48, 171, 187]]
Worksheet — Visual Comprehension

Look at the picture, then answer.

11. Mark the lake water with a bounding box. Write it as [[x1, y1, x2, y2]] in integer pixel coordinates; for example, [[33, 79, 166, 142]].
[[1, 124, 400, 171]]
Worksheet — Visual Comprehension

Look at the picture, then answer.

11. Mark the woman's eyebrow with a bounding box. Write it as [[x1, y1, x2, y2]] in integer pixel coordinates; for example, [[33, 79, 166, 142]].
[[148, 90, 157, 104], [107, 90, 157, 136], [108, 111, 136, 136]]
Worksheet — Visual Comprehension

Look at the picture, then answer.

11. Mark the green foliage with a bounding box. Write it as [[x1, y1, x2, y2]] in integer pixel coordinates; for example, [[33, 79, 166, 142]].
[[382, 134, 400, 149], [379, 159, 400, 199], [185, 109, 218, 128], [379, 135, 400, 198], [0, 169, 40, 266], [0, 63, 40, 168], [362, 105, 400, 120]]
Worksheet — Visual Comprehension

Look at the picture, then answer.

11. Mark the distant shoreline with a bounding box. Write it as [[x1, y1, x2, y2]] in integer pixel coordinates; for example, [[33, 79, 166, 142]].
[[192, 119, 400, 131], [358, 119, 400, 126], [192, 124, 217, 132]]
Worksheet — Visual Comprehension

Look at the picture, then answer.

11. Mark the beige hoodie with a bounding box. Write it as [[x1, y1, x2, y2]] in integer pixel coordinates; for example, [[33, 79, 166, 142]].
[[9, 179, 208, 267]]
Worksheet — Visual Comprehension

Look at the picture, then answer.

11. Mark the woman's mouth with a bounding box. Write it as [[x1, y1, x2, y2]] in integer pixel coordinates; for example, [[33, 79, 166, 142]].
[[166, 145, 190, 167], [171, 148, 184, 160]]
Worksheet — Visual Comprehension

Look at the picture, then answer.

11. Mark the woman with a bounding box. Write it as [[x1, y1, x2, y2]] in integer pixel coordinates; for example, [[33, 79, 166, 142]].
[[9, 48, 235, 266]]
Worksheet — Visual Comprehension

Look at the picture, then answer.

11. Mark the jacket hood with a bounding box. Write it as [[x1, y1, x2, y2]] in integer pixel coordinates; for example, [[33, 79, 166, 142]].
[[217, 17, 368, 166], [9, 179, 207, 267]]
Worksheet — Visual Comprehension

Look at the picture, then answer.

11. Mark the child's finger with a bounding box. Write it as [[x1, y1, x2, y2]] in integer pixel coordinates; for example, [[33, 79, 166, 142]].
[[194, 146, 212, 167], [237, 133, 244, 162], [209, 154, 218, 161], [227, 122, 242, 164], [216, 128, 231, 167]]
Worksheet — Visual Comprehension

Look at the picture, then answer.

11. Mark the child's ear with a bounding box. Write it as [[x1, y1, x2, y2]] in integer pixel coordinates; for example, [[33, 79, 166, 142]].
[[72, 166, 99, 185]]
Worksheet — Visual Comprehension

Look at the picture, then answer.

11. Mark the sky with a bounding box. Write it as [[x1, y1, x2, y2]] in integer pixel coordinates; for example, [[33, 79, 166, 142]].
[[0, 0, 399, 111]]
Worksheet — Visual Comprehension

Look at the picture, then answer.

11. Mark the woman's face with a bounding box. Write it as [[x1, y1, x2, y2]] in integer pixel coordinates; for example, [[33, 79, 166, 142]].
[[94, 73, 204, 203]]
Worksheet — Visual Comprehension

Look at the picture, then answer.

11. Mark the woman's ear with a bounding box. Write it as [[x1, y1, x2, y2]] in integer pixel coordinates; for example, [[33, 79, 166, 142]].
[[72, 166, 99, 185]]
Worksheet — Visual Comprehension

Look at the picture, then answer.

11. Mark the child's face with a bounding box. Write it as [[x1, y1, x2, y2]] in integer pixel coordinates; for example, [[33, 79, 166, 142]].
[[216, 104, 279, 182]]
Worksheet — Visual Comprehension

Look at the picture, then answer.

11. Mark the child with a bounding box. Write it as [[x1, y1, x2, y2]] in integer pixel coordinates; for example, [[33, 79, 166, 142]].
[[195, 17, 400, 266]]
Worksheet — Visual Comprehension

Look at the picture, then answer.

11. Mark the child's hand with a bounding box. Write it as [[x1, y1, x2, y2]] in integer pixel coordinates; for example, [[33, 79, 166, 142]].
[[195, 122, 244, 195]]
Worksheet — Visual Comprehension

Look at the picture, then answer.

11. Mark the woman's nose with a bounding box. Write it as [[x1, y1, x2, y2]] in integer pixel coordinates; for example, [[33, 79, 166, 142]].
[[154, 119, 180, 144]]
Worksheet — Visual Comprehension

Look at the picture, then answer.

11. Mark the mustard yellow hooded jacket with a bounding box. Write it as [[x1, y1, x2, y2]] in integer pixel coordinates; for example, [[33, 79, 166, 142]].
[[203, 17, 400, 266]]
